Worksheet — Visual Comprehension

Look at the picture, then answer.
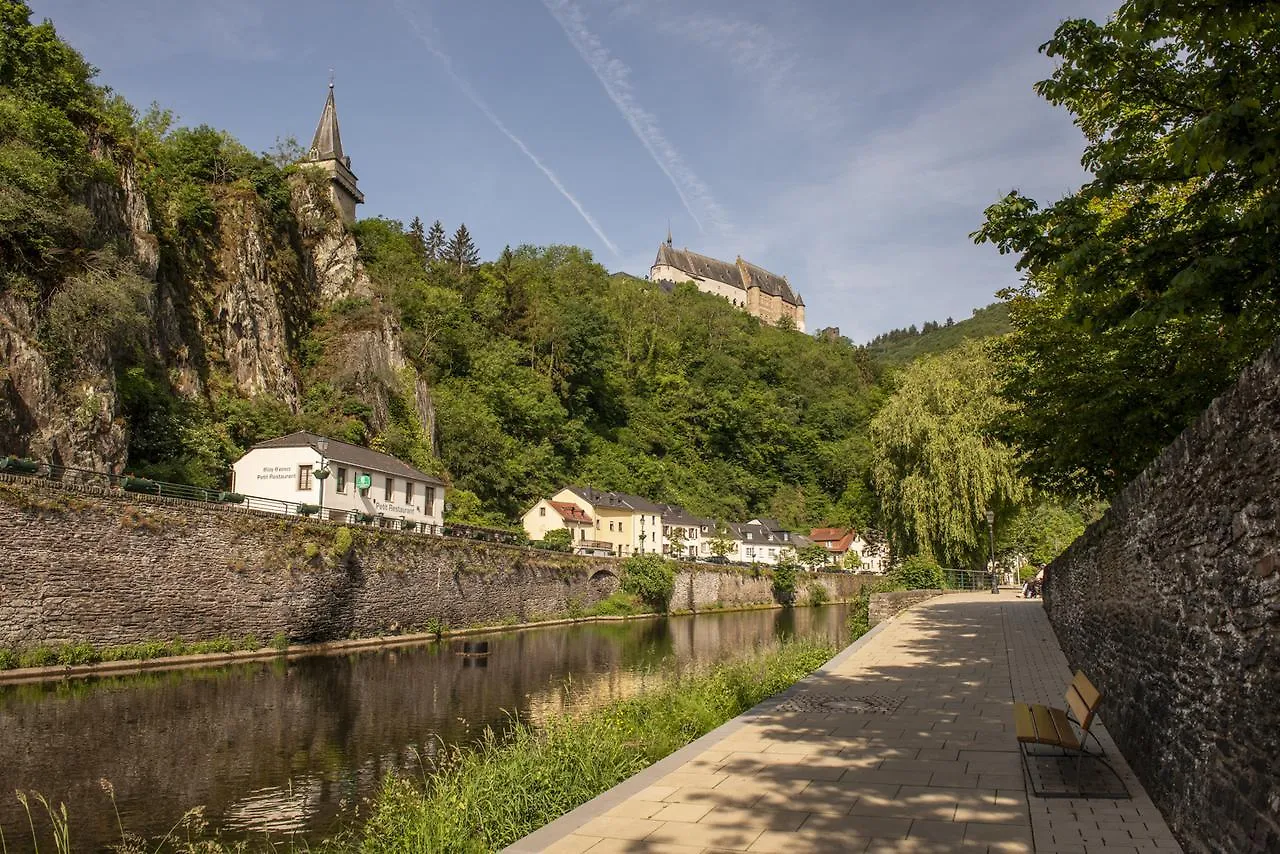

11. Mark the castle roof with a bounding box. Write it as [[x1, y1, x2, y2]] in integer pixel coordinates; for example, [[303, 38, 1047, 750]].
[[308, 84, 344, 162], [652, 244, 804, 307]]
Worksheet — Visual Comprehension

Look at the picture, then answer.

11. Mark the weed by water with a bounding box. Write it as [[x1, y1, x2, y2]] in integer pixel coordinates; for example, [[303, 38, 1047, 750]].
[[357, 639, 834, 853]]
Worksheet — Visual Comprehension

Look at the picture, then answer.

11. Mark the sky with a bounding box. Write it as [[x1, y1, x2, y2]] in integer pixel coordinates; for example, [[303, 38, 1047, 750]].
[[30, 0, 1118, 343]]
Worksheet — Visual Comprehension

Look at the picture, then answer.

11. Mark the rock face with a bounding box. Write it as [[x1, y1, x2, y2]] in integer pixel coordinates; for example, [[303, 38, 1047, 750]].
[[1044, 337, 1280, 854], [0, 149, 436, 473]]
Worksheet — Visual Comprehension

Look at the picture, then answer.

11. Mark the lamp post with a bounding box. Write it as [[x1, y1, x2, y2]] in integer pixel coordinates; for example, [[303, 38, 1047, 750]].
[[986, 509, 998, 594], [315, 437, 330, 516]]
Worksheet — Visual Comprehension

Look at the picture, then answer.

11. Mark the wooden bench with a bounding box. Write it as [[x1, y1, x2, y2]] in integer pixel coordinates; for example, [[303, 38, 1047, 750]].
[[1014, 670, 1121, 797]]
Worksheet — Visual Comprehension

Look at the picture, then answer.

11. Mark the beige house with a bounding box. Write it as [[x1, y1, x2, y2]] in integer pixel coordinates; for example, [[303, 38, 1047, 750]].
[[550, 487, 667, 557], [649, 233, 805, 332], [661, 506, 711, 559], [521, 498, 595, 545]]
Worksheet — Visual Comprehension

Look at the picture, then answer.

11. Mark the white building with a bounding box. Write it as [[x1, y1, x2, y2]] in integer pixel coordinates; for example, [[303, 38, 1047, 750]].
[[231, 431, 444, 527], [726, 521, 799, 566]]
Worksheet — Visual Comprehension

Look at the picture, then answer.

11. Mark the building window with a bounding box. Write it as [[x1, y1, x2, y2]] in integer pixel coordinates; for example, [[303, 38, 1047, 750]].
[[298, 465, 312, 491], [335, 467, 347, 493], [424, 486, 435, 510], [595, 519, 600, 529], [405, 481, 414, 504], [540, 507, 546, 517], [609, 521, 615, 532], [746, 532, 753, 541], [384, 477, 393, 501], [619, 521, 624, 533]]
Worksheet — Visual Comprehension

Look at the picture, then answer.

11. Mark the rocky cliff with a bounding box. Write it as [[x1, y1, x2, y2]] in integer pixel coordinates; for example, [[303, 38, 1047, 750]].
[[0, 144, 436, 480]]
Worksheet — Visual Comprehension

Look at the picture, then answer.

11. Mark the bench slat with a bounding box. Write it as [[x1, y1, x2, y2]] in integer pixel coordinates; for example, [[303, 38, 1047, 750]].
[[1072, 670, 1102, 709], [1048, 706, 1081, 750], [1014, 702, 1037, 743], [1031, 704, 1060, 746]]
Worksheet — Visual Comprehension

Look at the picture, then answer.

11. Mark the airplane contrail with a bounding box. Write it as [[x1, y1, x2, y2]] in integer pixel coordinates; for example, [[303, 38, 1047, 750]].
[[394, 2, 620, 256], [542, 0, 731, 236]]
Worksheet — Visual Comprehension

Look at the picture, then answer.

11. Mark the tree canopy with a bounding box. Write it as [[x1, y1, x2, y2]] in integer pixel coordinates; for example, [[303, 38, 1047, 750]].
[[870, 340, 1025, 566], [974, 0, 1280, 495]]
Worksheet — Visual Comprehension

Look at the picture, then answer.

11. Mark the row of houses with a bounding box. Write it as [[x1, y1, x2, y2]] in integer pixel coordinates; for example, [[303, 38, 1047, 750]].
[[229, 433, 885, 571], [522, 486, 886, 571]]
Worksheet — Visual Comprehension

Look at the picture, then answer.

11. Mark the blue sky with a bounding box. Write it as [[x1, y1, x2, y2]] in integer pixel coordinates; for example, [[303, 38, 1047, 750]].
[[31, 0, 1117, 342]]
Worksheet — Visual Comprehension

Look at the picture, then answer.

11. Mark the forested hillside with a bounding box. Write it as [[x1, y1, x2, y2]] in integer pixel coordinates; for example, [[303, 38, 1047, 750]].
[[864, 302, 1011, 366], [0, 0, 883, 533], [351, 224, 883, 528]]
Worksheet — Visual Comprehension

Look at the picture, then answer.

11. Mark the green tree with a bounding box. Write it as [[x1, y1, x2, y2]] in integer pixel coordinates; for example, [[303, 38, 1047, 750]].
[[998, 499, 1098, 566], [444, 223, 480, 274], [539, 527, 573, 552], [425, 219, 446, 262], [708, 522, 734, 558], [667, 525, 687, 560], [408, 216, 427, 267], [870, 340, 1026, 566], [796, 543, 829, 572], [973, 1, 1280, 496], [620, 553, 675, 611]]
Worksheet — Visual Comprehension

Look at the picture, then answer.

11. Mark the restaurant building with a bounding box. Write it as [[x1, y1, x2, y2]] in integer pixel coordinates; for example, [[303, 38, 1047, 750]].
[[231, 431, 445, 527]]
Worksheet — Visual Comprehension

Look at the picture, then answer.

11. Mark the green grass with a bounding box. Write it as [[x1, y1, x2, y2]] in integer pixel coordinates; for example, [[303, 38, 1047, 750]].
[[577, 591, 647, 617], [355, 639, 835, 853], [0, 635, 275, 671]]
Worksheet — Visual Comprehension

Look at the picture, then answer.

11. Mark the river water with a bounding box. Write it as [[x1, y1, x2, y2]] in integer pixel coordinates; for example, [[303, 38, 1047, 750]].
[[0, 604, 851, 851]]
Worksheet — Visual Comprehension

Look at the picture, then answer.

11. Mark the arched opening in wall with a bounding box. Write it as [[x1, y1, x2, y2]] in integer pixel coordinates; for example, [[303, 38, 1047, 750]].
[[589, 570, 619, 598]]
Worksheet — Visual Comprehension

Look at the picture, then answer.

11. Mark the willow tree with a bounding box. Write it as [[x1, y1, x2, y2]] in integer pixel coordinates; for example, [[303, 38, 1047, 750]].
[[870, 340, 1026, 567]]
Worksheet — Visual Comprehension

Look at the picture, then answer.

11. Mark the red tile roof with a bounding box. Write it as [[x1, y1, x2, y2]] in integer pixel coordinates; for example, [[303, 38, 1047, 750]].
[[549, 501, 592, 524], [810, 527, 855, 552]]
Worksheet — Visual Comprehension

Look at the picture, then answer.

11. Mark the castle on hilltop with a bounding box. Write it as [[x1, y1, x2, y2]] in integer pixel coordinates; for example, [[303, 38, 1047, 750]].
[[305, 81, 363, 224], [648, 231, 806, 332]]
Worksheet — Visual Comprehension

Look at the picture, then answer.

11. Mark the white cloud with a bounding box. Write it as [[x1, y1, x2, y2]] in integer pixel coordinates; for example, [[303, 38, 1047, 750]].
[[541, 0, 732, 236]]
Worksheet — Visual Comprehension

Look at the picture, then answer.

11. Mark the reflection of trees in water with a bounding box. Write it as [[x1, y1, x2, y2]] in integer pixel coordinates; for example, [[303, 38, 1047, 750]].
[[0, 605, 849, 851]]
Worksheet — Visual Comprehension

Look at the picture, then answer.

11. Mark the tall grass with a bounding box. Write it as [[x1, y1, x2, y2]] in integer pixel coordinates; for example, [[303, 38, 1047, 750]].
[[356, 640, 834, 853]]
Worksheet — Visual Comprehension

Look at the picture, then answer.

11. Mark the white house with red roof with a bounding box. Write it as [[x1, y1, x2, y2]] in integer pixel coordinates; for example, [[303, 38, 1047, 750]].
[[809, 527, 888, 573]]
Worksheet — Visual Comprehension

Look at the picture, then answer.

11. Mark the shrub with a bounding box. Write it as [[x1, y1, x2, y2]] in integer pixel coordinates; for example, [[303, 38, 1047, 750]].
[[808, 582, 829, 607], [620, 553, 675, 612], [539, 528, 573, 552], [771, 560, 798, 605], [271, 632, 290, 652], [297, 503, 321, 517], [331, 526, 354, 559], [893, 554, 946, 590]]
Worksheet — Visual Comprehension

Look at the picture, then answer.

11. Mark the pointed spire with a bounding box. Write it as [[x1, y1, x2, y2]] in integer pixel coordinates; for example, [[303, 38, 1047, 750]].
[[666, 220, 673, 247], [308, 78, 344, 162]]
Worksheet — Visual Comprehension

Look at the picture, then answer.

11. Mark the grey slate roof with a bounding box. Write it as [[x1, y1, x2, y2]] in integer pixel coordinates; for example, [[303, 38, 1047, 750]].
[[563, 486, 667, 514], [248, 431, 444, 485], [651, 245, 804, 307], [308, 85, 344, 162]]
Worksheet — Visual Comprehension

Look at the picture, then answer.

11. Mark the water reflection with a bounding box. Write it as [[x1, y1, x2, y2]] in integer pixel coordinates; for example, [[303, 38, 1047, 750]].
[[0, 605, 849, 851]]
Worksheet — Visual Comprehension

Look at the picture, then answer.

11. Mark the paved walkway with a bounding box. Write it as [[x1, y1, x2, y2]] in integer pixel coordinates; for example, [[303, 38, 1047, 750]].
[[508, 592, 1182, 853]]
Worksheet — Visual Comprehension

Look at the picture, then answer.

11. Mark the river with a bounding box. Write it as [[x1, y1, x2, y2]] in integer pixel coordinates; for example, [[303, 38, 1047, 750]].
[[0, 604, 851, 851]]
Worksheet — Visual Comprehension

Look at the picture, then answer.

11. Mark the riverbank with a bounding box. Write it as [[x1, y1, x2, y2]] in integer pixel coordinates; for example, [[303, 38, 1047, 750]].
[[1, 612, 850, 853], [0, 599, 841, 685]]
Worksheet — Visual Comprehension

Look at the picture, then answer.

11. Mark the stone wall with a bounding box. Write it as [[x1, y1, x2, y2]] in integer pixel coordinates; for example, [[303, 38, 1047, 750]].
[[868, 589, 944, 626], [1044, 341, 1280, 854], [0, 477, 875, 648]]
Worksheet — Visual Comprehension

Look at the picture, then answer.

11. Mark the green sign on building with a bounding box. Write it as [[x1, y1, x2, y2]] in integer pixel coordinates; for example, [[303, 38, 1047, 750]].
[[355, 474, 372, 490]]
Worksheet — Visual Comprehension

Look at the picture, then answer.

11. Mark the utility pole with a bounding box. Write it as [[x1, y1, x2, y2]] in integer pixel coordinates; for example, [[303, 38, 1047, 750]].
[[987, 509, 998, 594]]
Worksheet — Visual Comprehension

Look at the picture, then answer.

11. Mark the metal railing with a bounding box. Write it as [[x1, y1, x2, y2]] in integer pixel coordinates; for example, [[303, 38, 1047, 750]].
[[0, 456, 526, 546], [942, 568, 991, 591]]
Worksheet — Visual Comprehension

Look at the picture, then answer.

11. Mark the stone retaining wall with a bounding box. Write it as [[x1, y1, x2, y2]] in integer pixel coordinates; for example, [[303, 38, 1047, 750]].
[[1044, 340, 1280, 854], [0, 477, 878, 648], [868, 589, 944, 626]]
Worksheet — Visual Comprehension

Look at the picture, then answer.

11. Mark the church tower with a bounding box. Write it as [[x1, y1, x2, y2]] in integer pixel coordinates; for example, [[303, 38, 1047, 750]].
[[305, 81, 364, 224]]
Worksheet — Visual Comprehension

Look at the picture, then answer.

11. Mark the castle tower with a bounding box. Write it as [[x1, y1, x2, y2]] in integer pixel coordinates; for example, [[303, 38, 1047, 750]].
[[305, 81, 364, 224]]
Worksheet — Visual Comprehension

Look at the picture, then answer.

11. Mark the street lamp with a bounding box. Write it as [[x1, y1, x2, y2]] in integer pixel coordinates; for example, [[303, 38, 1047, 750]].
[[315, 437, 330, 517], [986, 509, 998, 594]]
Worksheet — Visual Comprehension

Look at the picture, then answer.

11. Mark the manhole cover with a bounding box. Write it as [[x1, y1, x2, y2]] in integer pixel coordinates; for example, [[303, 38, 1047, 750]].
[[773, 693, 905, 715]]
